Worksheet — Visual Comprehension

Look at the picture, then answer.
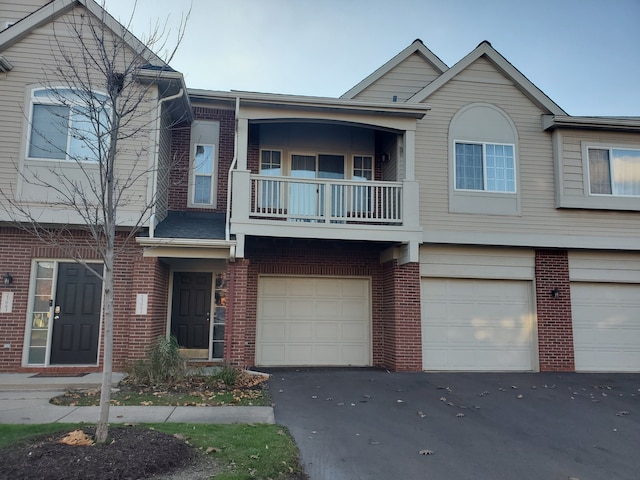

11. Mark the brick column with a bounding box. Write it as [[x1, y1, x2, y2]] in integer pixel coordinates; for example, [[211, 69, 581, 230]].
[[225, 259, 250, 367], [382, 260, 422, 371], [535, 249, 574, 372], [123, 255, 169, 368]]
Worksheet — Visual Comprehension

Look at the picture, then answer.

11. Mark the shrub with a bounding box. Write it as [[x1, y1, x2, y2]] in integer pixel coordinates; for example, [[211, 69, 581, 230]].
[[126, 335, 187, 386]]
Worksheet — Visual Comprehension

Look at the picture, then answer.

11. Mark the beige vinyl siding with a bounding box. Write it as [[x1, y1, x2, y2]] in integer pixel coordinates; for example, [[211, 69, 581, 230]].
[[558, 130, 640, 210], [416, 57, 640, 250], [353, 53, 440, 103], [0, 1, 49, 24], [569, 251, 640, 283], [420, 245, 535, 279], [0, 7, 156, 225]]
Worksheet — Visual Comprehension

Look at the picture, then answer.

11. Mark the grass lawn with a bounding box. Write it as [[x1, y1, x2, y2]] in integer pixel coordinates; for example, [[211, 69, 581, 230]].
[[0, 422, 305, 479]]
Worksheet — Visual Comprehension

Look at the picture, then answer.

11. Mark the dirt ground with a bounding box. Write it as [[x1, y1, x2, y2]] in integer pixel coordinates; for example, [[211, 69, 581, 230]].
[[0, 426, 201, 480]]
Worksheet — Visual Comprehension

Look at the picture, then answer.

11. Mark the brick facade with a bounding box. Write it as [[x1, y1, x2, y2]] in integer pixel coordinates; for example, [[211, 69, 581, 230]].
[[168, 106, 235, 212], [382, 260, 422, 371], [535, 249, 575, 372], [0, 227, 167, 373]]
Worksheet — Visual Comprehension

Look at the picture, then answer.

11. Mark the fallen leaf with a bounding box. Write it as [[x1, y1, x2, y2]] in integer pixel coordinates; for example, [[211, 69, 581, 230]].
[[616, 411, 630, 416], [417, 410, 426, 418], [419, 449, 434, 455], [456, 413, 465, 418], [206, 447, 221, 454], [517, 394, 524, 399]]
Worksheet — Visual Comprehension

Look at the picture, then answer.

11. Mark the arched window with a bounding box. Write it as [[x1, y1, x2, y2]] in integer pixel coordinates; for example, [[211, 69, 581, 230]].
[[449, 103, 520, 215]]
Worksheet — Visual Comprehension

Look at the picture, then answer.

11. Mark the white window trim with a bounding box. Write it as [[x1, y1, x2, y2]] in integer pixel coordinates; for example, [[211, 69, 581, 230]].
[[353, 154, 374, 181], [26, 86, 109, 164], [259, 149, 284, 175], [453, 140, 518, 194], [585, 143, 640, 198], [190, 143, 217, 207]]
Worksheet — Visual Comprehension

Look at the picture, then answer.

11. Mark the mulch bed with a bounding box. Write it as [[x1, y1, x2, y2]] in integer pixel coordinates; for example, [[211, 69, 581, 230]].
[[0, 426, 196, 480]]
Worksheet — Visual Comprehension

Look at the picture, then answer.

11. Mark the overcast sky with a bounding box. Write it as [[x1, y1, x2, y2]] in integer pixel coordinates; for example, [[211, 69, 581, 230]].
[[103, 0, 640, 116]]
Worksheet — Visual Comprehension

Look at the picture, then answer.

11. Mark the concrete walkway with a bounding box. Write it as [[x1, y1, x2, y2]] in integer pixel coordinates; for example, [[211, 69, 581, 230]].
[[0, 373, 274, 425]]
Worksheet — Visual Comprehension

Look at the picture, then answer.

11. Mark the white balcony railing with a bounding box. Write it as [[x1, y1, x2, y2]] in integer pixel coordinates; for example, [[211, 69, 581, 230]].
[[250, 175, 403, 224]]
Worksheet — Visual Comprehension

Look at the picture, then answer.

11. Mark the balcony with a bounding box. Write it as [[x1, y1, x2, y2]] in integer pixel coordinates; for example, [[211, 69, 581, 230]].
[[249, 174, 403, 224]]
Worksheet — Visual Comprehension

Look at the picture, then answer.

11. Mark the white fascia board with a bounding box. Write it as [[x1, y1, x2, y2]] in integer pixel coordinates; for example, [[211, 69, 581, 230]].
[[340, 39, 449, 100], [189, 90, 430, 120], [543, 114, 640, 132], [136, 237, 236, 248], [408, 42, 567, 116]]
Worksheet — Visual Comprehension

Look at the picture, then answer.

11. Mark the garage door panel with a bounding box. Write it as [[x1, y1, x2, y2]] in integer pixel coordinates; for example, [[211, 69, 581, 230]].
[[572, 283, 640, 372], [422, 278, 534, 371], [257, 277, 371, 366]]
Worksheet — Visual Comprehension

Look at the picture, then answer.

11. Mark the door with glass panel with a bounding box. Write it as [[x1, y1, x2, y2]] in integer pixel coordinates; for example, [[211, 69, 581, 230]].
[[289, 154, 344, 220]]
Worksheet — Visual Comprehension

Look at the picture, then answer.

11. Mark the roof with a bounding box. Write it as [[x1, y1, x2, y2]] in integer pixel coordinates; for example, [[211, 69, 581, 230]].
[[152, 211, 227, 240], [341, 39, 448, 100], [407, 41, 567, 115]]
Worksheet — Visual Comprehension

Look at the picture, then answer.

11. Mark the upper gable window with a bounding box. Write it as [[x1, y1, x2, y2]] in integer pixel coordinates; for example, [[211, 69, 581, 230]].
[[588, 147, 640, 196], [28, 88, 109, 162], [455, 142, 515, 192]]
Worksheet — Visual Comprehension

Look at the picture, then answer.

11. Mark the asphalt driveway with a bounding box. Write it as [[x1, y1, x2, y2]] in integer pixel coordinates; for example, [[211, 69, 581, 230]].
[[267, 369, 639, 480]]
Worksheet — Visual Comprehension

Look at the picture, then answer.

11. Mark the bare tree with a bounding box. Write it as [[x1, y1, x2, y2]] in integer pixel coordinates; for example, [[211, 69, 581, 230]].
[[3, 1, 189, 443]]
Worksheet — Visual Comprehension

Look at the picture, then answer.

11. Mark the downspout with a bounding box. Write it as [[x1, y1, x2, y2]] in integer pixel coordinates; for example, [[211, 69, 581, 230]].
[[225, 96, 241, 242], [150, 88, 185, 238]]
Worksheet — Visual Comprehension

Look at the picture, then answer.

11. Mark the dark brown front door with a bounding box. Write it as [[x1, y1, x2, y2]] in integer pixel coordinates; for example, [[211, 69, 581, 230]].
[[50, 263, 103, 364], [171, 272, 212, 349]]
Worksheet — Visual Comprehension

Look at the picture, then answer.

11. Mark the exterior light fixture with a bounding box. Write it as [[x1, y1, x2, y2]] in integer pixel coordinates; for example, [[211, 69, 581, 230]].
[[551, 288, 559, 299], [3, 273, 13, 286]]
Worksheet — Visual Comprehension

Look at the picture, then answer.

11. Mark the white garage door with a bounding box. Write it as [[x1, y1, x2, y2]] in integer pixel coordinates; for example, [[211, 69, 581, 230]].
[[256, 276, 371, 366], [572, 283, 640, 372], [421, 278, 535, 371]]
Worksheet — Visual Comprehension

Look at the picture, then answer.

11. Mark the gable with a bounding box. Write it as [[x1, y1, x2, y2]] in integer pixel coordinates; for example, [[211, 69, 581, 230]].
[[409, 42, 566, 116], [341, 39, 448, 100], [349, 52, 444, 103]]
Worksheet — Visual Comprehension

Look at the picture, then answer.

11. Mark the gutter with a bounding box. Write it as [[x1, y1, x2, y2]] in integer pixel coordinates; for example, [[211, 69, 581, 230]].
[[225, 96, 240, 242]]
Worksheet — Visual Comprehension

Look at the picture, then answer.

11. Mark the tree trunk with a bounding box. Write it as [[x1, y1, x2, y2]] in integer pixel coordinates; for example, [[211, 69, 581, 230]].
[[95, 249, 114, 444]]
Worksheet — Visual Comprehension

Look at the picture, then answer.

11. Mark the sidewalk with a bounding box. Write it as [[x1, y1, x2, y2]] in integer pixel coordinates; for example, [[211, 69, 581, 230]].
[[0, 373, 275, 425]]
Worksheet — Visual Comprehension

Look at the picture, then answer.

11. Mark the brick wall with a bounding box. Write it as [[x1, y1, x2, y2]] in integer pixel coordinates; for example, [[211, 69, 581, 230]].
[[0, 227, 165, 372], [168, 106, 235, 212], [535, 249, 575, 372], [382, 260, 422, 371]]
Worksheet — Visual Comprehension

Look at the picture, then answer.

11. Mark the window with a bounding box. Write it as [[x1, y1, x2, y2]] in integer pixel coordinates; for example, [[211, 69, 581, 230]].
[[259, 150, 282, 209], [353, 155, 373, 181], [28, 88, 109, 162], [455, 142, 515, 192], [192, 144, 215, 204], [588, 147, 640, 196]]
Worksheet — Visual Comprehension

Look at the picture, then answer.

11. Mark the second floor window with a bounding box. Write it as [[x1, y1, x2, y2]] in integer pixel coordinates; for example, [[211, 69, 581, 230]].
[[455, 142, 515, 193], [193, 144, 216, 205], [28, 88, 109, 162], [588, 147, 640, 196]]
